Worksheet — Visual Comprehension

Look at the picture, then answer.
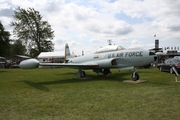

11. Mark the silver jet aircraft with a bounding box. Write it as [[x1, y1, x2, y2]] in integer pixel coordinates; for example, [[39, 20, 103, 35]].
[[19, 43, 157, 81]]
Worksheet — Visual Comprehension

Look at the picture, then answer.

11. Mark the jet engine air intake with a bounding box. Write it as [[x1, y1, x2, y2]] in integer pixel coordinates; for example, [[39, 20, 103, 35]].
[[111, 59, 117, 66]]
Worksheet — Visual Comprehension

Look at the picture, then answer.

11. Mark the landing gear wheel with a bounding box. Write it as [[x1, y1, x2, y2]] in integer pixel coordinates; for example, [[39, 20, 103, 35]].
[[80, 71, 86, 78], [103, 69, 111, 75], [131, 73, 139, 81], [82, 71, 86, 77], [77, 69, 86, 78]]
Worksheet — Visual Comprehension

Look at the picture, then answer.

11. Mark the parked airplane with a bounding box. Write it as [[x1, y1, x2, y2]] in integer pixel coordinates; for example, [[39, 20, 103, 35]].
[[19, 43, 157, 81]]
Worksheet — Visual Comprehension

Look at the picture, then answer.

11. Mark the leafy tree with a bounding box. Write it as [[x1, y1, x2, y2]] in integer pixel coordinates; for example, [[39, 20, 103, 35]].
[[10, 39, 26, 56], [11, 7, 54, 57], [0, 21, 11, 57]]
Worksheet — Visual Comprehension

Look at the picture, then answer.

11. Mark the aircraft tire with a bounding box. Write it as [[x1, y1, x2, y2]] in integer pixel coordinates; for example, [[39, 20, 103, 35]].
[[80, 71, 86, 78], [131, 73, 139, 81], [103, 69, 110, 75], [82, 71, 86, 77], [77, 69, 86, 78]]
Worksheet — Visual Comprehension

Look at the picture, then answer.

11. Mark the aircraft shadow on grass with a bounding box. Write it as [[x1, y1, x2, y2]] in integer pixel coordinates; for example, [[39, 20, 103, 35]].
[[23, 80, 49, 92], [22, 72, 130, 92], [0, 70, 7, 73]]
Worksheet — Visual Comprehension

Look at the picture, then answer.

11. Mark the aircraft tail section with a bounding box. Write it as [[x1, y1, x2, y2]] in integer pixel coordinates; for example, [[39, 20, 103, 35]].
[[65, 43, 74, 60]]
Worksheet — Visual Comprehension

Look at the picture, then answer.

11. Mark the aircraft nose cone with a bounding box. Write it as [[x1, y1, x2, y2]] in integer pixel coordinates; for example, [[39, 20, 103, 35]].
[[19, 59, 39, 69]]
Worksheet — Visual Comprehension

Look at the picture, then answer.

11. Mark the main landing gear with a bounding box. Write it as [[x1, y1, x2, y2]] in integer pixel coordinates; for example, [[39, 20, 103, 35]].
[[77, 68, 140, 81], [103, 69, 111, 76], [77, 68, 86, 78], [131, 68, 139, 81], [77, 68, 112, 78]]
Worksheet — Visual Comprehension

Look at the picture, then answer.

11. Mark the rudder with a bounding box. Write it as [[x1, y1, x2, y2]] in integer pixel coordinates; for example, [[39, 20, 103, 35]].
[[65, 43, 73, 60]]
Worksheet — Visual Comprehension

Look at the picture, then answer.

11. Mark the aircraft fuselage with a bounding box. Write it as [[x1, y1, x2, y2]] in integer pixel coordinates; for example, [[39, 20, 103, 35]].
[[19, 43, 157, 80], [67, 49, 155, 69]]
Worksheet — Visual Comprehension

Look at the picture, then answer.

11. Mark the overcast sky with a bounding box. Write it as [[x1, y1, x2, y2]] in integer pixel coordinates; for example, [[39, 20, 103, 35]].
[[1, 0, 180, 55]]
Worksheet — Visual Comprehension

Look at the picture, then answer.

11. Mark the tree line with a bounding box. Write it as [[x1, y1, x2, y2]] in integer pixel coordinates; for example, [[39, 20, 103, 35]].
[[0, 7, 54, 58]]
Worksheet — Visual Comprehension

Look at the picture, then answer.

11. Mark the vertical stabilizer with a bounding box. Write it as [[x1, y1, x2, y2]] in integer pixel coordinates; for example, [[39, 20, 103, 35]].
[[65, 43, 72, 60]]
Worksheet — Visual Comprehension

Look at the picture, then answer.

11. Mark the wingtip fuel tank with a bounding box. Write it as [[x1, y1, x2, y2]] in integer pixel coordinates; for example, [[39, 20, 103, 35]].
[[19, 59, 39, 69]]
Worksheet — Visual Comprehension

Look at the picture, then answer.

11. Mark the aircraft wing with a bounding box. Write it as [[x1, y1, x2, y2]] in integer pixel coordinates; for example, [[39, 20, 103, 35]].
[[19, 58, 99, 69], [40, 62, 99, 68]]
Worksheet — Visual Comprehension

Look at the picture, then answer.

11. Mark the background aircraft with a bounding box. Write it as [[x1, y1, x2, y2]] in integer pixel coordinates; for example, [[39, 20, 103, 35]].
[[19, 43, 157, 81]]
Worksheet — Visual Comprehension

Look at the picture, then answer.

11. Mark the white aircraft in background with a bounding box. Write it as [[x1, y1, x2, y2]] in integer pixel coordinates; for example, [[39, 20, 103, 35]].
[[19, 43, 157, 81]]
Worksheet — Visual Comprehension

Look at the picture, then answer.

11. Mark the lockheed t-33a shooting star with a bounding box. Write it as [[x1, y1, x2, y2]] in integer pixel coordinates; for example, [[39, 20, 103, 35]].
[[19, 42, 157, 81]]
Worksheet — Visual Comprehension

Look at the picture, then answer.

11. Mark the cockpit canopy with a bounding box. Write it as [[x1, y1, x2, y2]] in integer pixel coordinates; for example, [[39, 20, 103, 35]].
[[95, 45, 125, 53]]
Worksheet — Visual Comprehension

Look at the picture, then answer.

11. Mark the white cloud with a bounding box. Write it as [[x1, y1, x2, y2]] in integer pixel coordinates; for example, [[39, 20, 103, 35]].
[[0, 0, 180, 55]]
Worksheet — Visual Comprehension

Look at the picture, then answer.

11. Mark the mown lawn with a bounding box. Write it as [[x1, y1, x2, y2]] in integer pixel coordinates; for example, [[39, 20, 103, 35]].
[[0, 67, 180, 120]]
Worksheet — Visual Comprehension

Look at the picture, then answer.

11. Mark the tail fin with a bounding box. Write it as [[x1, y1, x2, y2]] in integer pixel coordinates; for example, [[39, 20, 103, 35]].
[[65, 43, 73, 60]]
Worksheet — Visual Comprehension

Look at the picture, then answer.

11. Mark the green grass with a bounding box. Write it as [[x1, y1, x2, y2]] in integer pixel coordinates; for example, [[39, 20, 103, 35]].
[[0, 67, 180, 120]]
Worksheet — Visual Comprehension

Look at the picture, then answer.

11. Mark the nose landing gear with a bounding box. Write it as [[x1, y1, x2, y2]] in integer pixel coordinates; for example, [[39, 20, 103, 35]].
[[131, 68, 139, 81]]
